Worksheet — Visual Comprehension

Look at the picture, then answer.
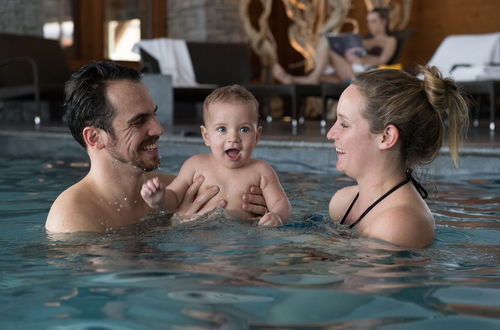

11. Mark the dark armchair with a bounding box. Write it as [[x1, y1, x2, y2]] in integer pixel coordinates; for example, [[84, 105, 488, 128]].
[[0, 33, 70, 124]]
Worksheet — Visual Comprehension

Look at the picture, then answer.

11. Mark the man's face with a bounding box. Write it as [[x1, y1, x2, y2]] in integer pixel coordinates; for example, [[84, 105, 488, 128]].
[[105, 80, 164, 172]]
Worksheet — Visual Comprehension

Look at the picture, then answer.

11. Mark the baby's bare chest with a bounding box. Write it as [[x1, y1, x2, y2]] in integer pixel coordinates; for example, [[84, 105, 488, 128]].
[[195, 168, 262, 218]]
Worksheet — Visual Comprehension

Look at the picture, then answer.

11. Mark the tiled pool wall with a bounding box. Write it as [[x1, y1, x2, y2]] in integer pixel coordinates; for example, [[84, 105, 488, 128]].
[[1, 130, 499, 176]]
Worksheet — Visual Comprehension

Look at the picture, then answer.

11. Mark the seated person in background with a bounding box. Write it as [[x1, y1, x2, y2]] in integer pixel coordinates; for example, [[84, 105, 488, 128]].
[[46, 62, 268, 233], [141, 85, 292, 226], [327, 66, 469, 248], [273, 7, 397, 84]]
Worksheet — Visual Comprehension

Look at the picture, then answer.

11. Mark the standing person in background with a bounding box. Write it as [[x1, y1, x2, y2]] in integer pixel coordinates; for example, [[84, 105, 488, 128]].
[[273, 7, 397, 84], [327, 66, 469, 248]]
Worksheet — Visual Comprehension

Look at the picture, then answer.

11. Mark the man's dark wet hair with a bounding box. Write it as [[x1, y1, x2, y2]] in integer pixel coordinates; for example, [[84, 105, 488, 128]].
[[64, 61, 141, 148]]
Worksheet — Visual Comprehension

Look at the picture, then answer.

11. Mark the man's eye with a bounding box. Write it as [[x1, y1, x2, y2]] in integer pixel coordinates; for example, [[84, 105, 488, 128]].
[[131, 118, 146, 126], [216, 127, 226, 133], [340, 123, 348, 128], [240, 127, 250, 133]]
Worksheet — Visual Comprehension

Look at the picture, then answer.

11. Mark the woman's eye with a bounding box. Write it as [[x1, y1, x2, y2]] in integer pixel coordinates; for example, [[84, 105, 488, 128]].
[[216, 127, 226, 133], [240, 127, 250, 133], [340, 123, 348, 128]]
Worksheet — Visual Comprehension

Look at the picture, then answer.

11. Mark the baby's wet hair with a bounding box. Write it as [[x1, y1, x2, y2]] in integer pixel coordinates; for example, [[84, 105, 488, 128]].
[[203, 85, 259, 124]]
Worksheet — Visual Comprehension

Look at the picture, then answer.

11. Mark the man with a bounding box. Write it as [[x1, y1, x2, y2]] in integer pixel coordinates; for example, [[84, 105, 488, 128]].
[[46, 62, 267, 233]]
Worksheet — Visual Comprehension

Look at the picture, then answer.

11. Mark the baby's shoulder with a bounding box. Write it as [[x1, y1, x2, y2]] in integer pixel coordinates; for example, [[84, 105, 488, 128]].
[[181, 153, 212, 169], [186, 153, 211, 163], [248, 158, 275, 172]]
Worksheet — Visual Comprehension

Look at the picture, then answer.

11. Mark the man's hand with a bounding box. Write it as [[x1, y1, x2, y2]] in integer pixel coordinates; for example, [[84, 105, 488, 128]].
[[175, 176, 226, 219], [242, 186, 268, 221]]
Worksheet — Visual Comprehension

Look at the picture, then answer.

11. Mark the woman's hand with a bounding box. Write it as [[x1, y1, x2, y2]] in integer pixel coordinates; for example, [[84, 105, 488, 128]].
[[242, 186, 268, 221], [345, 47, 364, 64], [175, 176, 226, 219]]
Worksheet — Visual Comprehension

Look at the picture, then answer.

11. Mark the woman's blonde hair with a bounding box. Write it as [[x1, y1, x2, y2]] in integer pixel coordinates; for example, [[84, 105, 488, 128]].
[[353, 66, 469, 168]]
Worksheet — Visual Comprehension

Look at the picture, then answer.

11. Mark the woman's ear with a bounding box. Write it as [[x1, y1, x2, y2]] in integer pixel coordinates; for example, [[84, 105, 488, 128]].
[[200, 125, 210, 146], [83, 127, 106, 149], [379, 124, 399, 150]]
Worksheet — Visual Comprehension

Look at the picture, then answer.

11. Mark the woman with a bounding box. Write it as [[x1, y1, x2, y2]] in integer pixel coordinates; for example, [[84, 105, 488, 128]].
[[273, 7, 397, 84], [327, 66, 469, 248]]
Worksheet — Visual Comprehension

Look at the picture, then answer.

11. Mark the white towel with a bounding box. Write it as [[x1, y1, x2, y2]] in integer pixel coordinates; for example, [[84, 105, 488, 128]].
[[133, 38, 198, 86]]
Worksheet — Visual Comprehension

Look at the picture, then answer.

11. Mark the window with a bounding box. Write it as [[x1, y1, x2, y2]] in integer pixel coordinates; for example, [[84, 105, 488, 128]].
[[42, 0, 75, 53], [105, 0, 153, 61]]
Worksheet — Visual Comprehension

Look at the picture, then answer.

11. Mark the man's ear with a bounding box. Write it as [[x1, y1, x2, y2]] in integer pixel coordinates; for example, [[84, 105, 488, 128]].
[[379, 124, 399, 150], [83, 127, 106, 149], [200, 125, 210, 146]]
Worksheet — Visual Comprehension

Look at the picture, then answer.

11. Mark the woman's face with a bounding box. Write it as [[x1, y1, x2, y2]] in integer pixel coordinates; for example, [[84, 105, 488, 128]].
[[366, 11, 387, 35], [326, 85, 380, 178]]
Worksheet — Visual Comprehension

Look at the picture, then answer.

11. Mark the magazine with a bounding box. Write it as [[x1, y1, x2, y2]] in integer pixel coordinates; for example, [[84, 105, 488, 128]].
[[327, 33, 366, 56]]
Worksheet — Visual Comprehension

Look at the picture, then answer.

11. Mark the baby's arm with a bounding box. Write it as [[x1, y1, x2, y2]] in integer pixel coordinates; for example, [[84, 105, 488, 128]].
[[164, 155, 202, 211], [141, 177, 178, 212], [256, 162, 291, 226]]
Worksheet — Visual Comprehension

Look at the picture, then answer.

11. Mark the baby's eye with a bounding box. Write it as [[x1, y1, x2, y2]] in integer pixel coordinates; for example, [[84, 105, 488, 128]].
[[216, 126, 226, 133], [240, 126, 250, 133]]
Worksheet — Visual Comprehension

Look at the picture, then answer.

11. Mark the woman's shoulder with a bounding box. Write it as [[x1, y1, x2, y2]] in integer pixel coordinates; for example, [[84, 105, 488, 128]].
[[368, 202, 435, 248], [333, 185, 358, 200], [329, 185, 358, 221]]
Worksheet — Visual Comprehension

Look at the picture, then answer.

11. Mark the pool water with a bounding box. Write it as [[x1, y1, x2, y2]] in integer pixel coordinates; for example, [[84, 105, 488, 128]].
[[0, 155, 499, 329]]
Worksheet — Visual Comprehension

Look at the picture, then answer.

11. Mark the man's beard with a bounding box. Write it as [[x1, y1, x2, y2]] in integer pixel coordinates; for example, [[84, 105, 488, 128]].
[[107, 138, 160, 172]]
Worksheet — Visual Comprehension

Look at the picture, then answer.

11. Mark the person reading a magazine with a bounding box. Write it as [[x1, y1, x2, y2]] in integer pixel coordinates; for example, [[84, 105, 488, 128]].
[[273, 7, 397, 84]]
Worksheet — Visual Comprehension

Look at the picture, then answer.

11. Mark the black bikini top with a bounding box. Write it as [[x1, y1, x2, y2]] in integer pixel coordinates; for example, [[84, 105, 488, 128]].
[[340, 169, 428, 229], [367, 46, 383, 56]]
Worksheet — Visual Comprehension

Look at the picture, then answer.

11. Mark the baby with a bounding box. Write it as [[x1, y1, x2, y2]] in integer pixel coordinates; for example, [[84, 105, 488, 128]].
[[141, 85, 291, 226]]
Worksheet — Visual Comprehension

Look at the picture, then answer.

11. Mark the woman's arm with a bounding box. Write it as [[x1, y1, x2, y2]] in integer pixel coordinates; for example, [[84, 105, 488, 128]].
[[356, 36, 397, 67]]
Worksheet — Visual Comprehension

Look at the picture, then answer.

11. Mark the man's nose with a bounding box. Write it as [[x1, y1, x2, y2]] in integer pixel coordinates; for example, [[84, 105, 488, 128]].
[[150, 116, 164, 137]]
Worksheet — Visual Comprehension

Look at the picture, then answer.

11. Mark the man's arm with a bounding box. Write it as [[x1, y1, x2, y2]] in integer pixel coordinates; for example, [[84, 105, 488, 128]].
[[242, 186, 268, 219]]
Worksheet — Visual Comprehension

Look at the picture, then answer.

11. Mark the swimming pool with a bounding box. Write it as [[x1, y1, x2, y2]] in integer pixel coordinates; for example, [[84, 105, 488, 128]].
[[1, 134, 499, 329]]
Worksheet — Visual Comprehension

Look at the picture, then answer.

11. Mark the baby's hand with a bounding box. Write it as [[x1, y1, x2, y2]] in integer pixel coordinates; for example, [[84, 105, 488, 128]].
[[141, 177, 166, 210], [258, 212, 284, 227]]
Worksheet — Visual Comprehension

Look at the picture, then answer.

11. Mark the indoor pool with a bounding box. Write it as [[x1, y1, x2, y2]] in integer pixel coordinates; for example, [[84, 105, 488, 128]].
[[0, 154, 499, 329]]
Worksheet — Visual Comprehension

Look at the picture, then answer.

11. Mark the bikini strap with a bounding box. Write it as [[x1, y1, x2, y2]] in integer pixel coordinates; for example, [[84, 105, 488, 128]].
[[406, 168, 428, 199], [340, 193, 359, 225], [339, 168, 428, 229]]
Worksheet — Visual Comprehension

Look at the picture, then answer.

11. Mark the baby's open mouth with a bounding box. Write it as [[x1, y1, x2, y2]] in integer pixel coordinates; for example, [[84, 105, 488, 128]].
[[225, 148, 240, 160]]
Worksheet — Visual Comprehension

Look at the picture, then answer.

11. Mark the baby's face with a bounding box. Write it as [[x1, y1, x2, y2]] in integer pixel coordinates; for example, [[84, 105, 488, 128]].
[[201, 101, 261, 169]]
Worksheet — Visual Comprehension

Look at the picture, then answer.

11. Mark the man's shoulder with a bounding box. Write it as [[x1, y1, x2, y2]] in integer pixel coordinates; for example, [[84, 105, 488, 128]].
[[45, 180, 103, 233]]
